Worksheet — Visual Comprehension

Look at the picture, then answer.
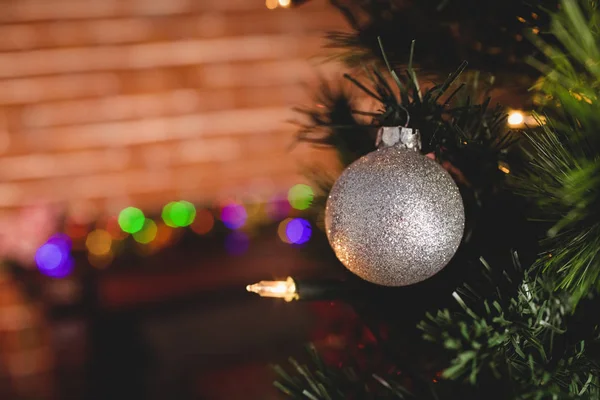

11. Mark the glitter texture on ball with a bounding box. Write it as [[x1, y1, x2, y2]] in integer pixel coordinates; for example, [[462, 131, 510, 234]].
[[325, 146, 465, 286]]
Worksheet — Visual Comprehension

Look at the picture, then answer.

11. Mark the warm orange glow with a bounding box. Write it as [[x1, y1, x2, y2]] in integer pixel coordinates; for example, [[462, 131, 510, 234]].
[[265, 0, 278, 9], [86, 229, 112, 256], [277, 218, 292, 243], [88, 252, 114, 269], [190, 209, 214, 235], [105, 216, 128, 240], [65, 222, 88, 240], [278, 0, 291, 7], [153, 222, 173, 248], [507, 111, 525, 126]]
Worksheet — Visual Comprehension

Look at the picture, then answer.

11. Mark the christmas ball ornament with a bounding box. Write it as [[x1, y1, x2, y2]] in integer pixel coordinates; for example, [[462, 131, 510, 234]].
[[325, 126, 465, 286]]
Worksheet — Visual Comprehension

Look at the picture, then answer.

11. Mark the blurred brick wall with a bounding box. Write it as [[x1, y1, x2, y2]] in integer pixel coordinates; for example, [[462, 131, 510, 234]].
[[0, 0, 346, 221]]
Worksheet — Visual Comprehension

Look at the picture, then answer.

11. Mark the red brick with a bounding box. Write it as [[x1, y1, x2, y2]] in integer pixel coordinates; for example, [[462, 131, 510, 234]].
[[0, 74, 121, 105], [0, 0, 344, 217], [0, 36, 325, 78]]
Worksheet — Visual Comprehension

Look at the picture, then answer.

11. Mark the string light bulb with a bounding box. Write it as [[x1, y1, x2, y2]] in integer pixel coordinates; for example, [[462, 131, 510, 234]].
[[507, 110, 525, 126], [266, 0, 310, 10], [246, 276, 298, 302]]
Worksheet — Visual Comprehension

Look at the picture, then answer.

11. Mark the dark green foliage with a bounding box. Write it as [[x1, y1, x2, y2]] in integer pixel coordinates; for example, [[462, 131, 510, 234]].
[[293, 81, 375, 167], [421, 252, 600, 399], [272, 344, 411, 399], [511, 1, 600, 304], [274, 254, 600, 399], [528, 0, 600, 148], [514, 121, 600, 304], [325, 0, 556, 76], [274, 1, 600, 399], [297, 40, 515, 198]]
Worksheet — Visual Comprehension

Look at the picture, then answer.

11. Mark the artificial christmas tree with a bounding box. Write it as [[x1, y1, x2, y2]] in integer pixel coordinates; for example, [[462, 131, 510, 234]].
[[248, 0, 600, 398]]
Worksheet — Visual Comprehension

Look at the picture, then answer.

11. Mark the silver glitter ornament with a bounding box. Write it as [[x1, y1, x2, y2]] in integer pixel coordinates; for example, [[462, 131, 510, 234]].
[[325, 126, 465, 286]]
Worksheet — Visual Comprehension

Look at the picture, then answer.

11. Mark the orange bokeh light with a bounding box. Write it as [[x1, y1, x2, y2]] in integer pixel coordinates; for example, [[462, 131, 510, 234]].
[[277, 218, 292, 244], [153, 222, 174, 249], [106, 215, 128, 240], [191, 209, 215, 235]]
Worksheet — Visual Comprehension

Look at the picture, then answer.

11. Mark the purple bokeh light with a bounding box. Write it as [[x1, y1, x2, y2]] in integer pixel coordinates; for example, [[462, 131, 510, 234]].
[[266, 196, 291, 219], [220, 203, 248, 230], [46, 233, 72, 253], [35, 242, 74, 278], [285, 218, 312, 245]]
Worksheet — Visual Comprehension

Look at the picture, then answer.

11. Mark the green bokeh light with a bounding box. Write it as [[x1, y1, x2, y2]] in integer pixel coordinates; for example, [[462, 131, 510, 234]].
[[118, 207, 145, 233], [162, 202, 178, 228], [162, 201, 196, 228], [171, 201, 196, 227], [133, 219, 158, 244], [288, 184, 314, 210]]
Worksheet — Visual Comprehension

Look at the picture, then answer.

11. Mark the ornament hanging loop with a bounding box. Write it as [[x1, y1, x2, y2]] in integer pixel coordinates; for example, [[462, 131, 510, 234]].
[[399, 104, 410, 128], [376, 126, 421, 151], [375, 104, 420, 150]]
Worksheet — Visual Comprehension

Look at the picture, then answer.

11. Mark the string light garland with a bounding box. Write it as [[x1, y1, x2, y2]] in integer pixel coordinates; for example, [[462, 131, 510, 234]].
[[247, 277, 359, 301], [22, 181, 317, 277]]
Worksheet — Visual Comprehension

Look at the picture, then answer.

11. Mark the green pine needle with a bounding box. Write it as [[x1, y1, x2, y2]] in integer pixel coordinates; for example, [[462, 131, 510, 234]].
[[420, 255, 600, 398]]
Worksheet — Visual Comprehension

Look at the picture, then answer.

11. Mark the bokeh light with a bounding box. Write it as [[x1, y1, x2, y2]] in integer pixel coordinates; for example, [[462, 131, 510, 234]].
[[171, 201, 196, 227], [133, 219, 158, 244], [285, 218, 312, 245], [163, 201, 196, 227], [244, 200, 262, 220], [47, 233, 72, 254], [64, 221, 89, 250], [85, 229, 112, 257], [225, 232, 250, 255], [288, 184, 313, 210], [277, 218, 293, 244], [65, 222, 88, 240], [266, 0, 278, 9], [191, 209, 215, 235], [266, 196, 291, 219], [278, 0, 291, 7], [162, 202, 178, 228], [155, 222, 173, 246], [106, 216, 128, 240], [221, 203, 248, 230], [35, 242, 74, 278], [118, 207, 145, 233]]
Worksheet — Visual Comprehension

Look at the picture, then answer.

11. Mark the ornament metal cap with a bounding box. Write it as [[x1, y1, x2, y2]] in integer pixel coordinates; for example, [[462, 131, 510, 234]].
[[376, 126, 421, 151]]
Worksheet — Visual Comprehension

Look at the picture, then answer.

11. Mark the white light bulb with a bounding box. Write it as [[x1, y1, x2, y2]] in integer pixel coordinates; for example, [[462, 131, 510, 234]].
[[507, 111, 525, 126], [246, 276, 298, 302]]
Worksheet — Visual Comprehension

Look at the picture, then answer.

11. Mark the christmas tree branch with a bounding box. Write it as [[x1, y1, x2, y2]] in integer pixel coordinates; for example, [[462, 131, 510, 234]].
[[295, 41, 515, 197], [515, 0, 600, 304], [420, 251, 600, 398]]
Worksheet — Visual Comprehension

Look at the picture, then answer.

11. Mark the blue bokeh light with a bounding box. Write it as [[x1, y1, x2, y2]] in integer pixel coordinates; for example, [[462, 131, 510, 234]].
[[35, 242, 74, 278], [285, 218, 312, 245]]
